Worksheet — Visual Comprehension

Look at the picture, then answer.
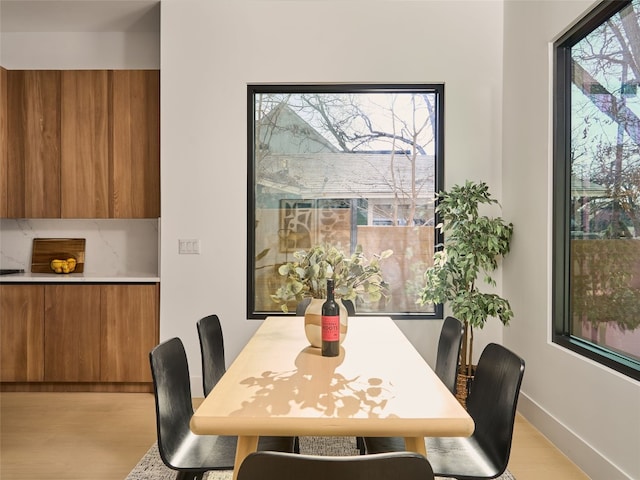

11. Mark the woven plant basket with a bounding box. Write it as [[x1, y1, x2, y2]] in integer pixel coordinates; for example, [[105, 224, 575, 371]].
[[455, 366, 476, 409]]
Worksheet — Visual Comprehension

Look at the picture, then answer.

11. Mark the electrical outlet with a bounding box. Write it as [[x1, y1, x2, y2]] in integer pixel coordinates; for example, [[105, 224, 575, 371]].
[[178, 239, 200, 254]]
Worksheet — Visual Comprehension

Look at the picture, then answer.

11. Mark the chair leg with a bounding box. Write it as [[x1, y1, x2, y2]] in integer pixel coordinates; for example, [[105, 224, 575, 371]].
[[294, 436, 301, 453], [175, 471, 205, 480], [356, 436, 366, 454]]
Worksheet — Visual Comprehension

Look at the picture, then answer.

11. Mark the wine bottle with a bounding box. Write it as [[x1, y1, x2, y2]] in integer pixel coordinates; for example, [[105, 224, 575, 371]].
[[321, 278, 340, 357]]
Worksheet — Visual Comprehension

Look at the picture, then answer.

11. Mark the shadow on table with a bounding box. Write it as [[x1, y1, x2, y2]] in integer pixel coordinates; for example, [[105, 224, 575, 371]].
[[230, 346, 397, 419]]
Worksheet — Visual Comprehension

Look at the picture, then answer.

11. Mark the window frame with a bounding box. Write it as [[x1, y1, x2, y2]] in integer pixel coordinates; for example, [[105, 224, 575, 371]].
[[552, 0, 640, 380], [246, 83, 445, 320]]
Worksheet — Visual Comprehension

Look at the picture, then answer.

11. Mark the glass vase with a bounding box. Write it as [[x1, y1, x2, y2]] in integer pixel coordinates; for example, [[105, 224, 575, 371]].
[[303, 298, 348, 348]]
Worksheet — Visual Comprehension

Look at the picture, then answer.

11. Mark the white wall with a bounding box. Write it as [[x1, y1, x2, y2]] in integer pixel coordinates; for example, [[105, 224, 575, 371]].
[[502, 1, 640, 479], [0, 32, 160, 69], [159, 0, 505, 389]]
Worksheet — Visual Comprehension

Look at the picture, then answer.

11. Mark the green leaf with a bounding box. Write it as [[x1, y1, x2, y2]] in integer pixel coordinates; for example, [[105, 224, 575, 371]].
[[271, 243, 392, 305], [416, 180, 513, 338]]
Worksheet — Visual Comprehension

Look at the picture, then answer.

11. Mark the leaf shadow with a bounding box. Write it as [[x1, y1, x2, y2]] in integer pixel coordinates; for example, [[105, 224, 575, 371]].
[[230, 346, 397, 419]]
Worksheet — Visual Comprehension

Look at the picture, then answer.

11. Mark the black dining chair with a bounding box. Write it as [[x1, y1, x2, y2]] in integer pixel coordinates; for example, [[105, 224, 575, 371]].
[[435, 316, 464, 394], [359, 316, 463, 455], [237, 450, 435, 480], [341, 299, 356, 316], [150, 337, 296, 480], [364, 343, 525, 480], [196, 314, 227, 397], [296, 297, 312, 314]]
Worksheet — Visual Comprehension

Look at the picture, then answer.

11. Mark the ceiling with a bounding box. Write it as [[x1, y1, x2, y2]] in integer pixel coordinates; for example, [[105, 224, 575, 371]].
[[0, 0, 160, 33]]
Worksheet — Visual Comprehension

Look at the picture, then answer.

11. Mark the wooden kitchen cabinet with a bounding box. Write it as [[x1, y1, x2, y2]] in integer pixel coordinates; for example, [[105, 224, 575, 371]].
[[2, 69, 159, 219], [61, 70, 110, 218], [44, 284, 102, 382], [100, 284, 159, 382], [0, 285, 45, 382], [6, 70, 61, 218], [111, 70, 160, 218], [0, 282, 159, 390]]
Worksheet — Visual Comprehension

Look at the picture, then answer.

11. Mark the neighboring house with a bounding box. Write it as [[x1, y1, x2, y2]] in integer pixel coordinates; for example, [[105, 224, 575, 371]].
[[256, 103, 436, 229], [256, 103, 340, 155]]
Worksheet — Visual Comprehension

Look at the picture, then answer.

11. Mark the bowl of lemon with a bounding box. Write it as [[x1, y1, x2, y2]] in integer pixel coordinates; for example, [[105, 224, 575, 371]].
[[50, 257, 77, 274]]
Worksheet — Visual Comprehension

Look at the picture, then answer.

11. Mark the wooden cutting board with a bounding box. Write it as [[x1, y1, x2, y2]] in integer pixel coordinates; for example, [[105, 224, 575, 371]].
[[31, 238, 86, 273]]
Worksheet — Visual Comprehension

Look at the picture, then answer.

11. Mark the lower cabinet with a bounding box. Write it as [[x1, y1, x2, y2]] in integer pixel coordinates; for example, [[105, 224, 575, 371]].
[[0, 283, 159, 389], [44, 284, 102, 382], [100, 284, 158, 382], [0, 285, 45, 382]]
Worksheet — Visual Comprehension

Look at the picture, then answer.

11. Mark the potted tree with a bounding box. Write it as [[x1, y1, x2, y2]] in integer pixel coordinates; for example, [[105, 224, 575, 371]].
[[271, 243, 392, 347], [417, 181, 514, 406]]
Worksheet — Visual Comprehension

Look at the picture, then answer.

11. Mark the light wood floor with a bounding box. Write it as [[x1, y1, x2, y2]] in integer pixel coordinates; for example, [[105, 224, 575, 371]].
[[0, 392, 590, 480]]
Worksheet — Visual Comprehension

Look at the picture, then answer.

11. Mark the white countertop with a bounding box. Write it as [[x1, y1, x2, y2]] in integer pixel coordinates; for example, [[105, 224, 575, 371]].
[[0, 272, 160, 283]]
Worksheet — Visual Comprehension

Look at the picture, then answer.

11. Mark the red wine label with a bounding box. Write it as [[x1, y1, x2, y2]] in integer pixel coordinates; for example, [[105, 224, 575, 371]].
[[321, 315, 340, 341]]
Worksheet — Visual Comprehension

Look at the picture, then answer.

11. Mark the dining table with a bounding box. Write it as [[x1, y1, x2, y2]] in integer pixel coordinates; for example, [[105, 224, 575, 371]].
[[190, 315, 474, 478]]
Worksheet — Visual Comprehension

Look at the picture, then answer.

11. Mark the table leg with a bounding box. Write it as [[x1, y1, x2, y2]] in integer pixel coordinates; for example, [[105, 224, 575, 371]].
[[232, 435, 259, 480], [404, 437, 427, 456]]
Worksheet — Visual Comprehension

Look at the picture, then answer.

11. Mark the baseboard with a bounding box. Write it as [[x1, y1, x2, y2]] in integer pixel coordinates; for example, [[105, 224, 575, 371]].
[[0, 382, 153, 393], [518, 393, 632, 480]]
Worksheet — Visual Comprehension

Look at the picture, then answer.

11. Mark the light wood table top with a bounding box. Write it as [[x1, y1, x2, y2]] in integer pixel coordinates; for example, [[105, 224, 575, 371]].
[[191, 316, 474, 477]]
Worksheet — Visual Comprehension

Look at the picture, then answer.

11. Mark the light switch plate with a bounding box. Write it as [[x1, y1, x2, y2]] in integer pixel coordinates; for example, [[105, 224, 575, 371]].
[[178, 239, 200, 254]]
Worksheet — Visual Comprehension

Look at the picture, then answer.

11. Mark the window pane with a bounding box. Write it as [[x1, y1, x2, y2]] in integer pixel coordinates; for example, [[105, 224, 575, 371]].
[[248, 85, 443, 318], [568, 1, 640, 364]]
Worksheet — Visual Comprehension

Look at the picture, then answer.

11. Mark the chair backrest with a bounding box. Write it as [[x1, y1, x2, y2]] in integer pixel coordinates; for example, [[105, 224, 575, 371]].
[[237, 451, 435, 480], [341, 299, 356, 316], [435, 316, 464, 394], [296, 298, 312, 315], [149, 337, 195, 468], [467, 342, 525, 474], [196, 314, 227, 396]]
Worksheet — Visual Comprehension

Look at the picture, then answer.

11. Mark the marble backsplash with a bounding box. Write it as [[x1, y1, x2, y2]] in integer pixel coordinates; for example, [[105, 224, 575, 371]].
[[0, 219, 159, 276]]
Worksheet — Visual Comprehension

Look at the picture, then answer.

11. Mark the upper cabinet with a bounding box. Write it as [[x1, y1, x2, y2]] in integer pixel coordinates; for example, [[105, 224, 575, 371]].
[[3, 69, 160, 219], [61, 70, 110, 218], [111, 70, 160, 218], [6, 70, 61, 218]]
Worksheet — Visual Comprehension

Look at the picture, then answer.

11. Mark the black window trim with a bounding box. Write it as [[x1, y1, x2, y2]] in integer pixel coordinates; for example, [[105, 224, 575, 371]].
[[552, 0, 640, 380], [246, 83, 445, 320]]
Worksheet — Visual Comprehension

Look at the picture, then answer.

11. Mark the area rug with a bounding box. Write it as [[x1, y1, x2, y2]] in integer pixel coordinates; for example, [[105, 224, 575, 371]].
[[126, 437, 515, 480]]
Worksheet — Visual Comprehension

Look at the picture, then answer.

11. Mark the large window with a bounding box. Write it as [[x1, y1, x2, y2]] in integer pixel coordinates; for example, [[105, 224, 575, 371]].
[[553, 0, 640, 380], [247, 84, 444, 319]]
